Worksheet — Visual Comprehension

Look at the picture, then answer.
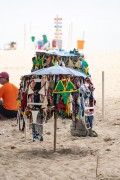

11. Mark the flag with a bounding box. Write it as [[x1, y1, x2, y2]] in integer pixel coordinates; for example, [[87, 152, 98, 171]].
[[77, 40, 84, 50]]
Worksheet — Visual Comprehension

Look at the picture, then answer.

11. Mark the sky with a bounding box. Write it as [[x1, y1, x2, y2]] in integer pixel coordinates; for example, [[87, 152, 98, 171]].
[[0, 0, 120, 51]]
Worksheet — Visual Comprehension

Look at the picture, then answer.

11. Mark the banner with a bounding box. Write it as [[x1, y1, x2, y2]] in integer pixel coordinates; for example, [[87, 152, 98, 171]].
[[54, 18, 62, 21], [31, 36, 35, 42], [77, 40, 84, 50], [54, 25, 62, 28], [52, 40, 56, 47], [56, 29, 61, 32], [54, 33, 62, 35], [54, 22, 62, 24], [42, 35, 48, 44], [54, 16, 62, 48], [55, 36, 62, 39]]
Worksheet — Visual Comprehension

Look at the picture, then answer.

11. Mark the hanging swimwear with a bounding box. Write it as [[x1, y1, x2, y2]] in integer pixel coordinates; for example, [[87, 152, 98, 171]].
[[53, 79, 78, 104]]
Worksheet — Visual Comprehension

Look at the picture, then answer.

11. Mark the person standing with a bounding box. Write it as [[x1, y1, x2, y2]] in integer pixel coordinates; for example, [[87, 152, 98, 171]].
[[0, 72, 18, 119]]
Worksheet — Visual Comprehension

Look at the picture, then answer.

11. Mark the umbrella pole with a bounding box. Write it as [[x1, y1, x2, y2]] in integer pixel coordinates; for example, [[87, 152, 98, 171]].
[[54, 111, 57, 152]]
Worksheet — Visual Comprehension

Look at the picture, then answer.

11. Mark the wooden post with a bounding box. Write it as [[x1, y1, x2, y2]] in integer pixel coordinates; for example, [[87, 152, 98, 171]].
[[102, 71, 104, 120], [54, 111, 57, 152]]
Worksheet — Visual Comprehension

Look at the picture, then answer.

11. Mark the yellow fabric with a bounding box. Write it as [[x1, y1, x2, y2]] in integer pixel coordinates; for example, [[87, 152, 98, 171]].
[[84, 67, 89, 74], [68, 58, 74, 67], [65, 94, 72, 116], [16, 99, 20, 109]]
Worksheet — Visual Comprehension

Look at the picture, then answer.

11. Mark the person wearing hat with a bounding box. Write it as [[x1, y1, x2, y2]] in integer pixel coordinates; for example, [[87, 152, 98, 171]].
[[0, 71, 18, 119]]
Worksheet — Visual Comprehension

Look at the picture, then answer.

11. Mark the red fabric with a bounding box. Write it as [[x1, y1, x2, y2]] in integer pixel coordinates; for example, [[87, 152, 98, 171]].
[[21, 92, 27, 108]]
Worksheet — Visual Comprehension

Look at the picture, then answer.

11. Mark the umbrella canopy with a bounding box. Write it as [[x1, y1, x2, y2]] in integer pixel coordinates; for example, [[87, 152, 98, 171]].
[[26, 65, 89, 78], [36, 50, 77, 57]]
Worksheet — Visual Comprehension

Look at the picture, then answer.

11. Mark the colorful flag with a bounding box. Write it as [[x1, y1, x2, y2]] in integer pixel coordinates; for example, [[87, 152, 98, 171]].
[[77, 40, 84, 50]]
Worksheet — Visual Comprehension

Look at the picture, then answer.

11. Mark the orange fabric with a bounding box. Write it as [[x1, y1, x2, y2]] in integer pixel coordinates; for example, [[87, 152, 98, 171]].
[[0, 82, 18, 110]]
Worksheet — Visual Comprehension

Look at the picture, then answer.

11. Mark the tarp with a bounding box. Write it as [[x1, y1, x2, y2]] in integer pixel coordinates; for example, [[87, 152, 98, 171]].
[[35, 50, 77, 57], [26, 65, 89, 78]]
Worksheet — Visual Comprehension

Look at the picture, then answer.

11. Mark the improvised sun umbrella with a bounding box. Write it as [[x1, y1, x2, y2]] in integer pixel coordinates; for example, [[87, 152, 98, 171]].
[[27, 65, 89, 78], [45, 50, 77, 57], [25, 65, 89, 152]]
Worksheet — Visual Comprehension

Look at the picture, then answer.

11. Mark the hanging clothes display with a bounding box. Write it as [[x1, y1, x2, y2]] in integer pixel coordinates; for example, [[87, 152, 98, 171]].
[[17, 49, 97, 141]]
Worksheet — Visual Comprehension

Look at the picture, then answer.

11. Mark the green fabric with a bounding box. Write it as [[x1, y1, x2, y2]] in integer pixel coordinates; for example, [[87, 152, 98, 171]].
[[39, 55, 45, 68], [82, 59, 88, 67], [60, 92, 70, 104], [55, 81, 64, 91], [33, 58, 37, 65], [50, 60, 55, 66], [39, 58, 43, 67], [66, 81, 75, 90]]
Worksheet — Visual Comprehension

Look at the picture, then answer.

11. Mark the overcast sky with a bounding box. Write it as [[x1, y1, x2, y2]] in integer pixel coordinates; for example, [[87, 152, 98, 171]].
[[0, 0, 120, 51]]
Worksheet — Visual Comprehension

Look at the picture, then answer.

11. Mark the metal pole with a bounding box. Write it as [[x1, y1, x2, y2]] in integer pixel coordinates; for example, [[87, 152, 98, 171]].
[[102, 71, 104, 120]]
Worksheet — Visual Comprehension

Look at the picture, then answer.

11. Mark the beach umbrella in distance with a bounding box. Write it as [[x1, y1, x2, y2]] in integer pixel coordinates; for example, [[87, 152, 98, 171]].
[[26, 65, 89, 78]]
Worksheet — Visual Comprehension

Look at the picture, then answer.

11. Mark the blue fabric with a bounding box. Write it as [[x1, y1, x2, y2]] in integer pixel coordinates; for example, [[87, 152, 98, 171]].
[[87, 115, 93, 128]]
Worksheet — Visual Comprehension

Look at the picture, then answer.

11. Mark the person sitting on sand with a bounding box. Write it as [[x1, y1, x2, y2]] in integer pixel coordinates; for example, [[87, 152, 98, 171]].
[[0, 72, 18, 119]]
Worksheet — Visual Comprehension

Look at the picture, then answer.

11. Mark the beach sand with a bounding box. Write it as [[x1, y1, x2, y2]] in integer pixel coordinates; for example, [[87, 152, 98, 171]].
[[0, 50, 120, 180]]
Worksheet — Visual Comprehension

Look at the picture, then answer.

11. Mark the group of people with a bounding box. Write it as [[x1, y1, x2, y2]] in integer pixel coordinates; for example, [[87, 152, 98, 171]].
[[0, 71, 18, 119]]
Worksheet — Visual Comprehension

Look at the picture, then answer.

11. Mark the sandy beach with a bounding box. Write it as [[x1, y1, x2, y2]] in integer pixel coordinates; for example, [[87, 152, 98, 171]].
[[0, 50, 120, 180]]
